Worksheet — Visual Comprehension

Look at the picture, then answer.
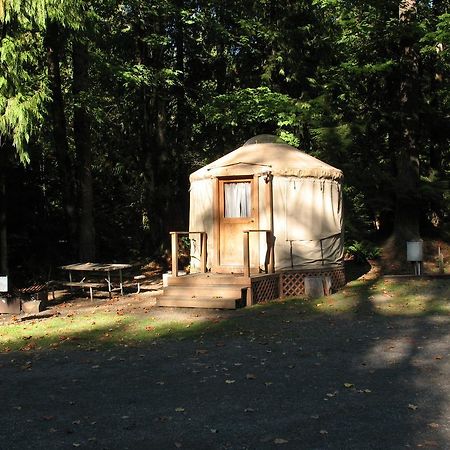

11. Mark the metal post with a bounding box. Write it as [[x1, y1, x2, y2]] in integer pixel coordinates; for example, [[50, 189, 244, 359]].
[[268, 231, 275, 273], [268, 173, 275, 272], [264, 232, 270, 274], [107, 270, 112, 294]]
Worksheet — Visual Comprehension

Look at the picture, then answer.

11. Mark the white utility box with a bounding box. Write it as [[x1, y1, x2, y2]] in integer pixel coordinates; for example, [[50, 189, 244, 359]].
[[0, 276, 7, 292], [407, 241, 423, 262]]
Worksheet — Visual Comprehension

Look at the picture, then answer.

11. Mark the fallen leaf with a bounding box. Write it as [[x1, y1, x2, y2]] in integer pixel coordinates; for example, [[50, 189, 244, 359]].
[[417, 440, 439, 448], [175, 407, 185, 412], [408, 404, 418, 411], [274, 438, 289, 444], [344, 383, 354, 388], [225, 379, 236, 384], [210, 428, 218, 433], [320, 430, 328, 435], [310, 414, 319, 419]]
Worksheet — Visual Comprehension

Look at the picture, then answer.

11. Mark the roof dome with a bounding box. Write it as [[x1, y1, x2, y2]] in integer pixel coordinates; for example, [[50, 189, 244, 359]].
[[243, 134, 286, 146], [190, 141, 343, 182]]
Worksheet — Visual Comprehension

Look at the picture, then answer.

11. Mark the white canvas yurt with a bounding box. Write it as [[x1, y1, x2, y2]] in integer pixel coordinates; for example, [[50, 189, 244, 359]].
[[188, 136, 344, 274]]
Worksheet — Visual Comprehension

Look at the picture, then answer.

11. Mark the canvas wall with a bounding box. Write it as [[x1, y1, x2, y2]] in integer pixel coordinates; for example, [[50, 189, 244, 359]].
[[189, 175, 344, 272]]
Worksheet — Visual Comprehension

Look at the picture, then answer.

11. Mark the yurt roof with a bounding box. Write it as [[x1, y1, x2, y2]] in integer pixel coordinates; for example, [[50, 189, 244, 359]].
[[190, 139, 343, 182]]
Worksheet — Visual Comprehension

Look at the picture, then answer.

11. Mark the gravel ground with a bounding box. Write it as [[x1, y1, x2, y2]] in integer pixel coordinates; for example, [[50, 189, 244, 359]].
[[1, 295, 449, 449]]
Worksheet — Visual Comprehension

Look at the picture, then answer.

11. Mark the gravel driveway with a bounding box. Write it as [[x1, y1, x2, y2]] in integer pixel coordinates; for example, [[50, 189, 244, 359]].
[[1, 297, 449, 449]]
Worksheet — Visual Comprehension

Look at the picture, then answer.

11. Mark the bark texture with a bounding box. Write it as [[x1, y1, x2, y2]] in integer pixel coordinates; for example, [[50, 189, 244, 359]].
[[73, 39, 96, 261], [45, 22, 77, 254]]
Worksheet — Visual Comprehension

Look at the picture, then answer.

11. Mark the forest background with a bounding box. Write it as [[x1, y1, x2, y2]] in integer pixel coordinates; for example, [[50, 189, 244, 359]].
[[0, 0, 449, 284]]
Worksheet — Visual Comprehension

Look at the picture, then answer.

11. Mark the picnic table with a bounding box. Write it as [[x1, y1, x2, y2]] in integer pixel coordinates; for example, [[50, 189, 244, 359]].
[[59, 263, 132, 300]]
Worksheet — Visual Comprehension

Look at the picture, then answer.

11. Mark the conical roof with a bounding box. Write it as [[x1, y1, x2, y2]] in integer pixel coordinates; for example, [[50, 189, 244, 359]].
[[190, 142, 343, 182]]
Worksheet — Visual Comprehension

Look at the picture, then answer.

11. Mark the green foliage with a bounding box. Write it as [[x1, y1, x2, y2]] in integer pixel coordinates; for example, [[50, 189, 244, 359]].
[[0, 0, 84, 29], [346, 240, 381, 262], [202, 87, 305, 147], [0, 28, 48, 163], [0, 0, 84, 164], [1, 0, 449, 274]]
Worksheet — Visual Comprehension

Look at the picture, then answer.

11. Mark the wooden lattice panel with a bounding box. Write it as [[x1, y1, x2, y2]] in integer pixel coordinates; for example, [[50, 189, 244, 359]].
[[251, 275, 280, 303], [280, 266, 345, 298], [280, 272, 305, 297], [249, 266, 345, 303]]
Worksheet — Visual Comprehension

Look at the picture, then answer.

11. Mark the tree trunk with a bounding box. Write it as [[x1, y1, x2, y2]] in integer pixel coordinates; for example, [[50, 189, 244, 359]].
[[45, 21, 77, 256], [136, 15, 172, 253], [0, 144, 7, 275], [73, 39, 95, 262], [394, 0, 420, 241]]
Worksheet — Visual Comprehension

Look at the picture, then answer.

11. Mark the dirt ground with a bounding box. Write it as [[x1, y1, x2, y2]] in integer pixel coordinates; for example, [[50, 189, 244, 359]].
[[1, 274, 450, 449]]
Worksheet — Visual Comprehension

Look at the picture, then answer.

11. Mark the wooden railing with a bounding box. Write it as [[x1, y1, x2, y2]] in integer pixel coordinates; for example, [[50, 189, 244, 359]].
[[170, 231, 207, 277], [243, 230, 275, 277]]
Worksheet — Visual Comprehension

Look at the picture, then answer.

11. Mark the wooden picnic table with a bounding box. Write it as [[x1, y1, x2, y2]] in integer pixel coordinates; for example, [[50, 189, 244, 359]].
[[59, 263, 132, 300]]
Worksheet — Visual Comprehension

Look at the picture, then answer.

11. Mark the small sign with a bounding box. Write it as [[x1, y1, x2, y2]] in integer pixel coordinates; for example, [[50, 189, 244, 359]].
[[0, 276, 8, 292]]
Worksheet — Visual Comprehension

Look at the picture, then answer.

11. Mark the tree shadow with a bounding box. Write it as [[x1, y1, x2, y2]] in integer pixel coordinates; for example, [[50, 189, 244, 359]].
[[0, 277, 449, 449]]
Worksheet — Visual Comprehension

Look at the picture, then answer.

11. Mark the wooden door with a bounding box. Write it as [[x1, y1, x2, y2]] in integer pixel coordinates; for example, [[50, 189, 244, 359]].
[[215, 176, 258, 273]]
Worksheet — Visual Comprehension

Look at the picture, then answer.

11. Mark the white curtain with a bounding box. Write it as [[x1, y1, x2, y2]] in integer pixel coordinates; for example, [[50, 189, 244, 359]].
[[224, 182, 251, 217]]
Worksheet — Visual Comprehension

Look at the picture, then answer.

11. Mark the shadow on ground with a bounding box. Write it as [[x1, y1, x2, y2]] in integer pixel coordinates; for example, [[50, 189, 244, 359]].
[[0, 275, 449, 449]]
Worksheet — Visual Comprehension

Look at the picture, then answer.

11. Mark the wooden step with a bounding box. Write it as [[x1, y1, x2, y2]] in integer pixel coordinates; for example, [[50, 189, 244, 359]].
[[166, 273, 250, 287], [155, 295, 242, 309], [162, 284, 245, 299]]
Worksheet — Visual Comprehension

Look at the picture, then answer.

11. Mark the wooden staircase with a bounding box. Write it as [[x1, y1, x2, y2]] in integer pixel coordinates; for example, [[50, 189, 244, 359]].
[[155, 273, 251, 309]]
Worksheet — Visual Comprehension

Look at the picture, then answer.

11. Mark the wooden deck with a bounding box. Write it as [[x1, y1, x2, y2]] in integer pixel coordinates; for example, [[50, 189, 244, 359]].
[[155, 265, 346, 310], [155, 273, 251, 309]]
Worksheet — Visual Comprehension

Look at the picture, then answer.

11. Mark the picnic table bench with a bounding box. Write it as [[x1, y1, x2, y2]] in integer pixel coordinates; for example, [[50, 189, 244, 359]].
[[59, 263, 133, 300], [62, 281, 111, 301]]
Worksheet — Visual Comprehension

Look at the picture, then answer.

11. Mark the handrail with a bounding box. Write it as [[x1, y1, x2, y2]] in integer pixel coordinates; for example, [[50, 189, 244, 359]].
[[170, 231, 207, 277], [242, 229, 275, 277]]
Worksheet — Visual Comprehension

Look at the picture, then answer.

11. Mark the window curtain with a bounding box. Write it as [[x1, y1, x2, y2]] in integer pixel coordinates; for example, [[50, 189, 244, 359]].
[[224, 182, 251, 217]]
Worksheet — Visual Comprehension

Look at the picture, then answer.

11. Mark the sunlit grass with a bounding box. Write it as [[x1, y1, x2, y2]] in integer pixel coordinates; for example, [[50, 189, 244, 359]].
[[0, 277, 448, 353], [299, 278, 450, 317], [0, 313, 218, 353]]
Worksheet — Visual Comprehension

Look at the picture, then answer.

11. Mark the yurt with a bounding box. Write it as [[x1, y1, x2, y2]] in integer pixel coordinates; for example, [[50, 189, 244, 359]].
[[157, 135, 345, 309], [189, 136, 344, 275]]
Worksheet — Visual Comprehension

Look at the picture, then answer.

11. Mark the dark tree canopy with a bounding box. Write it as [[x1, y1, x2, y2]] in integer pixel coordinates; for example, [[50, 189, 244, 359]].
[[0, 0, 449, 282]]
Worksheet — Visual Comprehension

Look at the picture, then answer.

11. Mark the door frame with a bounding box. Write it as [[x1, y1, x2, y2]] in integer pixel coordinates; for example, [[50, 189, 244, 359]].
[[212, 175, 259, 273]]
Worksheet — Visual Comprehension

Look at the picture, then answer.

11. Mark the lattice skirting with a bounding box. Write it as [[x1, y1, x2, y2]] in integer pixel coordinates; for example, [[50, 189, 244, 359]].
[[250, 265, 346, 304], [251, 274, 280, 303]]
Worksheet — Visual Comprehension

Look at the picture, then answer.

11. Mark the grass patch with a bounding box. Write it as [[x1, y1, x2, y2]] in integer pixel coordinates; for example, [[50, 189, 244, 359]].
[[1, 277, 448, 353], [0, 313, 225, 353]]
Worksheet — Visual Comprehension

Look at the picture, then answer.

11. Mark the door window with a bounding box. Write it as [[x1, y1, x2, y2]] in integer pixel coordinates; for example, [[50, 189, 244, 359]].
[[224, 182, 251, 218]]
